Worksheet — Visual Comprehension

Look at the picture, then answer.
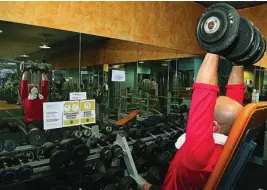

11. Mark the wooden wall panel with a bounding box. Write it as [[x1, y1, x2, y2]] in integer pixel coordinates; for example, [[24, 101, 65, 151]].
[[51, 39, 199, 70], [0, 1, 205, 54]]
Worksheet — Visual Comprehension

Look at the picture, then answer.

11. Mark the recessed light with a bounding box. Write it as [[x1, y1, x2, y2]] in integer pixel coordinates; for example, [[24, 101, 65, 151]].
[[20, 54, 29, 58], [39, 44, 51, 49], [0, 30, 3, 33]]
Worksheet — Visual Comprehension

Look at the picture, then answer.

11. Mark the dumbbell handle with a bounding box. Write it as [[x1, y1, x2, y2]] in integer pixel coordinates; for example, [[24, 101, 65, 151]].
[[129, 137, 136, 143], [148, 132, 158, 139]]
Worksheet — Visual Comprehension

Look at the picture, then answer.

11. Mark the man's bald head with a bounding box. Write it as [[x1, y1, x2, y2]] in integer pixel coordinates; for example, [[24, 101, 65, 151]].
[[214, 96, 243, 135]]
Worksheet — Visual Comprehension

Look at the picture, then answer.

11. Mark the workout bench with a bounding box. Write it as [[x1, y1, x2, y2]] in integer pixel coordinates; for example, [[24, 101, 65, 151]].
[[205, 102, 267, 190]]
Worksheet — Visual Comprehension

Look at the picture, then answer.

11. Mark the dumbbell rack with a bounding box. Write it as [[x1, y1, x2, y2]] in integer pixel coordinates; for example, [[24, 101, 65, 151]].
[[0, 123, 174, 189]]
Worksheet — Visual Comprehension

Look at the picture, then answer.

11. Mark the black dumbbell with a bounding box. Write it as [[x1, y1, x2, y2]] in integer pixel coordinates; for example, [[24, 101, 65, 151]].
[[101, 136, 124, 158], [125, 132, 147, 156], [133, 156, 163, 185], [0, 157, 16, 184], [196, 3, 266, 65], [60, 138, 90, 164], [82, 128, 92, 138], [106, 167, 138, 190], [146, 165, 165, 186], [91, 172, 138, 190], [13, 154, 33, 180], [46, 129, 62, 143], [89, 138, 113, 161], [72, 130, 83, 139], [43, 142, 71, 171], [28, 124, 46, 147]]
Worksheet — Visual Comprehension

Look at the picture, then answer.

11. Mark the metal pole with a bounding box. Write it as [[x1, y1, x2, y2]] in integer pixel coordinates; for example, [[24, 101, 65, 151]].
[[78, 33, 82, 92]]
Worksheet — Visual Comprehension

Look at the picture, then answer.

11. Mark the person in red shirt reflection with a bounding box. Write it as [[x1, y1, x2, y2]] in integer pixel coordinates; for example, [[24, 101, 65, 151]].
[[20, 70, 48, 131], [142, 53, 245, 190]]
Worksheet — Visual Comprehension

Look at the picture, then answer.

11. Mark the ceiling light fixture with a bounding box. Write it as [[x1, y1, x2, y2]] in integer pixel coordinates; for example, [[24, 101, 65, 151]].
[[139, 61, 144, 64], [39, 37, 51, 49], [0, 30, 3, 33]]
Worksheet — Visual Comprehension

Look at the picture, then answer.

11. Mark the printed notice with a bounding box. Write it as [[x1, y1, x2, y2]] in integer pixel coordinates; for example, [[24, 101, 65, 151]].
[[80, 100, 96, 124], [63, 101, 80, 127], [103, 64, 109, 72], [111, 70, 125, 82], [43, 102, 64, 130], [69, 92, 87, 101]]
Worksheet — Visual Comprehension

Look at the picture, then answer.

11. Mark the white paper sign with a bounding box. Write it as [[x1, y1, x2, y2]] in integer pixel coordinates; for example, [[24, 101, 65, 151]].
[[69, 92, 87, 101], [111, 70, 126, 82], [43, 102, 64, 130]]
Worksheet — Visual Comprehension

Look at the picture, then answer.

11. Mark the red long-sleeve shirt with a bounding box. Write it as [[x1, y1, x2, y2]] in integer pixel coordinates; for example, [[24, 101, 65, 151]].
[[20, 80, 48, 123], [162, 83, 245, 190]]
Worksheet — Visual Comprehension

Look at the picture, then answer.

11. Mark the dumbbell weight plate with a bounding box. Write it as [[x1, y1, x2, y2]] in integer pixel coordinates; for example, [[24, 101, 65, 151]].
[[71, 179, 93, 190], [253, 35, 266, 64], [28, 128, 46, 147], [43, 143, 71, 170], [46, 129, 62, 143], [225, 17, 255, 61], [235, 27, 262, 65], [146, 143, 162, 161], [62, 138, 90, 163], [104, 184, 118, 190], [106, 166, 125, 183], [0, 169, 17, 183], [146, 166, 163, 186], [135, 157, 147, 173], [73, 130, 83, 138], [4, 140, 16, 152], [100, 147, 112, 161], [22, 150, 35, 162], [196, 3, 240, 53], [36, 147, 45, 160], [91, 172, 110, 189], [18, 165, 33, 180], [82, 129, 92, 138], [117, 176, 138, 190]]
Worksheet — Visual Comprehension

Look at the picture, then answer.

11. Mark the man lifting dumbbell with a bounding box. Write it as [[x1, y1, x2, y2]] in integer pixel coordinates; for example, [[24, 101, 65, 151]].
[[142, 3, 266, 189], [20, 65, 48, 131]]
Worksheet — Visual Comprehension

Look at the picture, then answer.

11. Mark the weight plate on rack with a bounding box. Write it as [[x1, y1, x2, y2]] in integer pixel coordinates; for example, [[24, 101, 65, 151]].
[[4, 140, 16, 152], [117, 176, 138, 190], [28, 128, 46, 147], [50, 150, 71, 171], [82, 129, 92, 138], [226, 17, 255, 61], [36, 147, 45, 160], [196, 3, 240, 53], [46, 129, 62, 143], [22, 150, 35, 162]]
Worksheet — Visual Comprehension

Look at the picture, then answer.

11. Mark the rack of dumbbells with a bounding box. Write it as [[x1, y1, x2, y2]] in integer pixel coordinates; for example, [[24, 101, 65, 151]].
[[0, 113, 186, 190]]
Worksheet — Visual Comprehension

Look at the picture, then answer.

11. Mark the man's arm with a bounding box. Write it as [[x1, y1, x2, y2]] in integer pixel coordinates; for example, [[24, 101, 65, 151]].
[[185, 53, 220, 168], [41, 73, 49, 99], [226, 66, 245, 104], [20, 71, 29, 99]]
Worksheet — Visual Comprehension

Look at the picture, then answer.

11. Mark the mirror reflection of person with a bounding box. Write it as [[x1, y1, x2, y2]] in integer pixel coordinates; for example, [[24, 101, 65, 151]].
[[20, 71, 48, 131], [246, 80, 253, 93]]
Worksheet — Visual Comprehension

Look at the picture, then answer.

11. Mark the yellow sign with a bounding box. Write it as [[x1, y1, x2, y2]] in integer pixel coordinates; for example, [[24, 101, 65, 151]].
[[103, 64, 109, 72], [63, 101, 80, 127], [80, 100, 96, 124]]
